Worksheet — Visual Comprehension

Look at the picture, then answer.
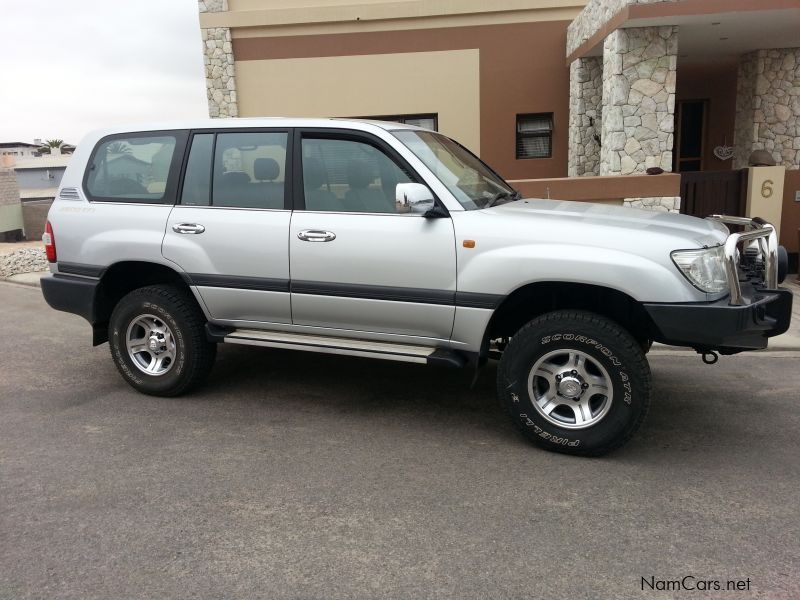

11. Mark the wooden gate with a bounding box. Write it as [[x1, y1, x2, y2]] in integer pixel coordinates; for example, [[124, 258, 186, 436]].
[[679, 169, 746, 218]]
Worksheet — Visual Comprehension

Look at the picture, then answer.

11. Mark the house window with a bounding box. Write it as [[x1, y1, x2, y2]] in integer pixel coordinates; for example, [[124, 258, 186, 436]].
[[516, 113, 553, 159], [355, 113, 438, 131]]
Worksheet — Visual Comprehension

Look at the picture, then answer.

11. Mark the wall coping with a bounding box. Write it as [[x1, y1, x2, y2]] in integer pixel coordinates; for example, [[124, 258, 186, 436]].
[[508, 173, 681, 201]]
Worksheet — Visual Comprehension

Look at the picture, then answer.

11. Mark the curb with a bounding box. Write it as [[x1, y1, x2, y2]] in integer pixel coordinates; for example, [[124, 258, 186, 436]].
[[1, 272, 47, 288]]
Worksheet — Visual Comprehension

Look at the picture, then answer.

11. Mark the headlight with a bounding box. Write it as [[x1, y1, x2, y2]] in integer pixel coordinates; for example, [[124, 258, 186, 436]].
[[671, 246, 728, 293]]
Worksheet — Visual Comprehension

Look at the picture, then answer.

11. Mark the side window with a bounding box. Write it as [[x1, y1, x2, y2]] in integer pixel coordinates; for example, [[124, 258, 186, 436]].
[[181, 134, 213, 206], [212, 132, 288, 209], [301, 137, 412, 213], [86, 135, 177, 202]]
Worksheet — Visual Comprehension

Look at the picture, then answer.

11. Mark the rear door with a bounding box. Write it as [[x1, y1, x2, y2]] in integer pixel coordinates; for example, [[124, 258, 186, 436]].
[[162, 129, 292, 325], [288, 129, 457, 340]]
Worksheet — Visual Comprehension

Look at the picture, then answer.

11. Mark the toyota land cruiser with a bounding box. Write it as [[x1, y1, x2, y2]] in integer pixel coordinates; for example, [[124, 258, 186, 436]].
[[40, 118, 793, 455]]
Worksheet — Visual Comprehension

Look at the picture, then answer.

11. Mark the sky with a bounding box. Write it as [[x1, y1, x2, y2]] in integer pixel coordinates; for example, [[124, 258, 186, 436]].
[[0, 0, 208, 146]]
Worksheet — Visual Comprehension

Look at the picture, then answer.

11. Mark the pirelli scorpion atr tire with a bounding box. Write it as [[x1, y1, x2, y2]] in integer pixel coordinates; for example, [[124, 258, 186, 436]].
[[497, 310, 651, 456], [109, 285, 216, 397]]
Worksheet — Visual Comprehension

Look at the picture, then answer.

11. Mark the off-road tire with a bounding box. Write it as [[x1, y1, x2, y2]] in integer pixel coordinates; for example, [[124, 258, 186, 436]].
[[109, 285, 216, 396], [497, 310, 651, 456]]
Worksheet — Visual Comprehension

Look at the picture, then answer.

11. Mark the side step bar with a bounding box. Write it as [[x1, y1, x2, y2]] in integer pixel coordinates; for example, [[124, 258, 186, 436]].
[[208, 325, 467, 368]]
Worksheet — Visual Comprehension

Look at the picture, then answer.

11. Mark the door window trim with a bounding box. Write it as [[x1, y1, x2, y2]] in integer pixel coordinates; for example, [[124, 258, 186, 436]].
[[175, 127, 294, 211], [292, 128, 440, 215]]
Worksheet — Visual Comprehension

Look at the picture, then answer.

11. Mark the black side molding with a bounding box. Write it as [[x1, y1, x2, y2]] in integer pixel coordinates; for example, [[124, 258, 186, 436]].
[[185, 274, 505, 309], [291, 280, 455, 306], [57, 262, 106, 278], [455, 291, 504, 310], [185, 273, 290, 293]]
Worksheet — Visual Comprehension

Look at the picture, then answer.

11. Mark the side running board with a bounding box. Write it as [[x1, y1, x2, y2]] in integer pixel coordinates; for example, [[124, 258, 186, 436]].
[[207, 325, 466, 368]]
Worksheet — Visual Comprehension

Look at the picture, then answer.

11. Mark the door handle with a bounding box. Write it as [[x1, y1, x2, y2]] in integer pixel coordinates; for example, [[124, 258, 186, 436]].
[[172, 223, 206, 234], [297, 229, 336, 242]]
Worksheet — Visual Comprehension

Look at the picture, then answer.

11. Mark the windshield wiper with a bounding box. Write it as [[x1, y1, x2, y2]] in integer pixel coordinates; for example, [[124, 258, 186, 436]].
[[485, 189, 522, 208]]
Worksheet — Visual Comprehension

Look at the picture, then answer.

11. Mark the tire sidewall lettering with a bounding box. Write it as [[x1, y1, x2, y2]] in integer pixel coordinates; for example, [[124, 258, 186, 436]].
[[542, 333, 622, 368]]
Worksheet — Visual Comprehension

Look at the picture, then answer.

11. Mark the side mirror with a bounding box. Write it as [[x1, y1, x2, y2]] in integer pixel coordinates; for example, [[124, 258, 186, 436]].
[[396, 182, 447, 218], [397, 182, 434, 214]]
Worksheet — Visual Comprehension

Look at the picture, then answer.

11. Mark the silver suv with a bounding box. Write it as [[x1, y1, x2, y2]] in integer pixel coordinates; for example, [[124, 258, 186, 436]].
[[41, 118, 792, 455]]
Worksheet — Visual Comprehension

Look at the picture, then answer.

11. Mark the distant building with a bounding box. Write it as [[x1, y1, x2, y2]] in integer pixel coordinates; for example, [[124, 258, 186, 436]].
[[14, 155, 71, 201], [11, 155, 72, 241], [1, 141, 76, 161], [0, 148, 75, 240], [0, 142, 41, 159], [36, 143, 76, 156], [0, 167, 23, 241]]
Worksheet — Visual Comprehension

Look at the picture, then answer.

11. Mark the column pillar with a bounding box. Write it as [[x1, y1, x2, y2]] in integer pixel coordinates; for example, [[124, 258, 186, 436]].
[[198, 0, 238, 118], [600, 26, 678, 176], [600, 26, 679, 211], [568, 57, 603, 177]]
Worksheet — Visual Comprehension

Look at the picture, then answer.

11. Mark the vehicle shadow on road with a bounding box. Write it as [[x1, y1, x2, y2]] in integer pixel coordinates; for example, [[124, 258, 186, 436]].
[[203, 343, 518, 437], [193, 346, 794, 464]]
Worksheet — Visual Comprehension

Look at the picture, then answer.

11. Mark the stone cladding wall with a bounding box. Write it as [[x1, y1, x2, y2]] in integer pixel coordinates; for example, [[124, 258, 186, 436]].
[[734, 48, 800, 169], [600, 26, 678, 176]]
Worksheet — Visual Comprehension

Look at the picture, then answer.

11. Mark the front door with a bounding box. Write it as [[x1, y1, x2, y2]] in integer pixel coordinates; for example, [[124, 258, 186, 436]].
[[675, 100, 707, 173], [162, 129, 292, 325], [289, 131, 457, 341]]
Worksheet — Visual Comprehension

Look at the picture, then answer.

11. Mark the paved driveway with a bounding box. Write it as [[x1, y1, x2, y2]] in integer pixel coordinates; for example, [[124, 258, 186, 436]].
[[1, 282, 798, 599]]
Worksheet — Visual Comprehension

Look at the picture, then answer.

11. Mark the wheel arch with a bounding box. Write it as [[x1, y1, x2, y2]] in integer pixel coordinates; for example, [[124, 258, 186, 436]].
[[484, 281, 658, 352], [92, 260, 199, 345]]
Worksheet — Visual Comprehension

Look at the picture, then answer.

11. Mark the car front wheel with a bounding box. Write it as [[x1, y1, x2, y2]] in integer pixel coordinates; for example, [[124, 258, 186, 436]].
[[497, 310, 651, 456]]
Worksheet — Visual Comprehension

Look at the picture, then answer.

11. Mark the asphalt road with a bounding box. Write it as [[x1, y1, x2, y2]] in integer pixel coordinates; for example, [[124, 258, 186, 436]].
[[1, 282, 799, 599]]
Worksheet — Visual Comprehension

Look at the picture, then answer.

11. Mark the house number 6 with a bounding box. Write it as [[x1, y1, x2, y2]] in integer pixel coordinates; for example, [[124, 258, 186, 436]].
[[761, 180, 774, 198]]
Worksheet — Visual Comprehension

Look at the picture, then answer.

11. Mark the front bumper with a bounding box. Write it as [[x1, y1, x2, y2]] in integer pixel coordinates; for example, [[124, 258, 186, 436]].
[[644, 285, 793, 352]]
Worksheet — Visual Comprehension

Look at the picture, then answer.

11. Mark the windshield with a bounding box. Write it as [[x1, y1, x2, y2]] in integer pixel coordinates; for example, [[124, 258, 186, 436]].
[[392, 131, 517, 210]]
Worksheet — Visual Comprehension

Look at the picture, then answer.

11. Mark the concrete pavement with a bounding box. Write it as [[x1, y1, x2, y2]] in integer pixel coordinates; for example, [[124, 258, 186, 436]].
[[1, 281, 799, 599]]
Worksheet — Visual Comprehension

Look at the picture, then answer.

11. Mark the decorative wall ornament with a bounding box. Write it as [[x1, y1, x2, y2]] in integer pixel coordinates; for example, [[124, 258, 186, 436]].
[[713, 143, 735, 161]]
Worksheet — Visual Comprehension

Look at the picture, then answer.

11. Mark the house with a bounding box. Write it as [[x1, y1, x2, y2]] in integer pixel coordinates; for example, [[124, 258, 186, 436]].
[[0, 142, 41, 159], [196, 0, 799, 266], [36, 143, 76, 156], [12, 155, 71, 241], [13, 155, 71, 199]]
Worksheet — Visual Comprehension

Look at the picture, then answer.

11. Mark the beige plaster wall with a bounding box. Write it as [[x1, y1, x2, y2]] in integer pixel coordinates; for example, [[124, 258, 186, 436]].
[[235, 49, 481, 153]]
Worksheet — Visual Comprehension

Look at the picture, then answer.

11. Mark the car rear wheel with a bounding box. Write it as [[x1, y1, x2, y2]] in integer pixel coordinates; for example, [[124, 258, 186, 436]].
[[109, 285, 216, 396], [497, 310, 651, 456]]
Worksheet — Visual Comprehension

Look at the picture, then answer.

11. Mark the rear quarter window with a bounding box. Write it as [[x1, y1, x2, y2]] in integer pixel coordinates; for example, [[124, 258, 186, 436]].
[[85, 132, 185, 203]]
